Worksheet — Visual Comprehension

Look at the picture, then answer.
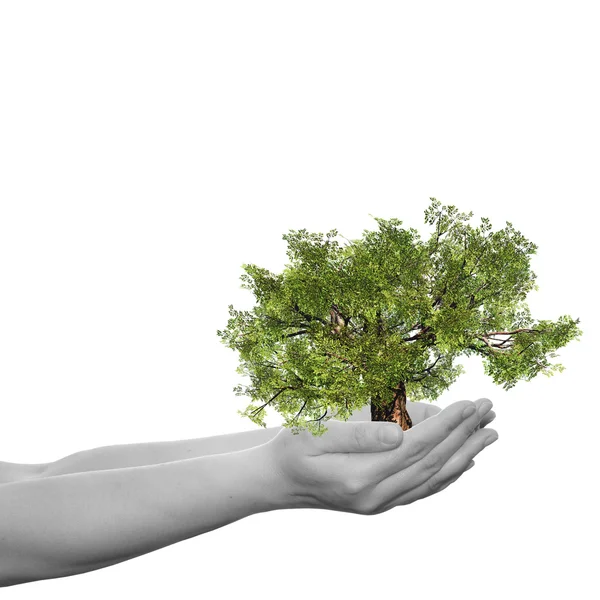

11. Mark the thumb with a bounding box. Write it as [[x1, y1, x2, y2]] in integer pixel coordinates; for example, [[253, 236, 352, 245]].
[[315, 419, 404, 453]]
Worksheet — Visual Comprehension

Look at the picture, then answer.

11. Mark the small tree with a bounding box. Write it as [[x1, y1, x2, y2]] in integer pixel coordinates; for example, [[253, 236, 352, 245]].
[[217, 198, 582, 435]]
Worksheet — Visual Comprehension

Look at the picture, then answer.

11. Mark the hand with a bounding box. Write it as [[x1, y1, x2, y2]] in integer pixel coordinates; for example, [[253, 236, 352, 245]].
[[407, 399, 496, 430], [265, 399, 498, 515]]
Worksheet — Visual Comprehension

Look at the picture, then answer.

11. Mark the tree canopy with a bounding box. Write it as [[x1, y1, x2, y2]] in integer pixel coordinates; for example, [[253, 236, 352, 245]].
[[217, 198, 582, 436]]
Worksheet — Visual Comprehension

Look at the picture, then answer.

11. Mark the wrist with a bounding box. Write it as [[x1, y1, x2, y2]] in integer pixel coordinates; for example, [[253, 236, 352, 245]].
[[250, 441, 301, 512]]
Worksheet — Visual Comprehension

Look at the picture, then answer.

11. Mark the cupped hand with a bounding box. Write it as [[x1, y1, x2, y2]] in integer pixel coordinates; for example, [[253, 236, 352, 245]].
[[407, 399, 496, 430], [265, 399, 498, 515]]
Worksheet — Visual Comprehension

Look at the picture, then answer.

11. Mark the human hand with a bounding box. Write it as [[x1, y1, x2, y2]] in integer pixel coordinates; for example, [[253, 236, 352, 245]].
[[407, 399, 496, 430], [265, 399, 498, 515]]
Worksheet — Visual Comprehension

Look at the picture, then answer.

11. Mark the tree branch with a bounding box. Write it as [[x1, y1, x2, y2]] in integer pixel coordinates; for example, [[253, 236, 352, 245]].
[[517, 341, 536, 356], [430, 211, 448, 256], [479, 336, 501, 351], [467, 344, 485, 355], [431, 283, 447, 308], [411, 354, 443, 381], [403, 325, 431, 342], [324, 351, 363, 371], [468, 282, 492, 308], [394, 322, 422, 335], [478, 336, 515, 351], [494, 338, 512, 347], [307, 406, 329, 424], [250, 386, 295, 416], [261, 361, 280, 368], [292, 398, 309, 423], [293, 303, 327, 326], [486, 328, 541, 336], [466, 230, 494, 279], [285, 330, 309, 338]]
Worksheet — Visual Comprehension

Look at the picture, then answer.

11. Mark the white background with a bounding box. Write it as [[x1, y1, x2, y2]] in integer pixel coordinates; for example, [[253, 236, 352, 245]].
[[1, 2, 597, 598]]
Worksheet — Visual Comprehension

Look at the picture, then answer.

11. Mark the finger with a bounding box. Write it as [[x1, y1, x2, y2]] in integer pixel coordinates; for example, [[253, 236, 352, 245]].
[[368, 404, 493, 510], [425, 404, 442, 419], [406, 400, 441, 425], [399, 400, 477, 466], [413, 465, 468, 502], [429, 427, 497, 484], [473, 398, 493, 417], [417, 426, 498, 497], [372, 403, 486, 500], [405, 400, 427, 425], [479, 410, 496, 429], [387, 438, 483, 508], [398, 428, 498, 505], [309, 419, 404, 455], [352, 400, 475, 486], [378, 461, 471, 510], [415, 398, 490, 424], [406, 402, 442, 426], [472, 399, 493, 429], [417, 470, 465, 502]]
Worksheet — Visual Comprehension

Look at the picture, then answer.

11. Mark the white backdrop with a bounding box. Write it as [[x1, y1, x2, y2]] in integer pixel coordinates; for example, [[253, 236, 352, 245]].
[[0, 2, 597, 598]]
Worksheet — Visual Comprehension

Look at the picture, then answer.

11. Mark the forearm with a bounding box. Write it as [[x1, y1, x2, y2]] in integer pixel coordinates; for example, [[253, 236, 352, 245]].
[[0, 443, 285, 587], [43, 426, 283, 478]]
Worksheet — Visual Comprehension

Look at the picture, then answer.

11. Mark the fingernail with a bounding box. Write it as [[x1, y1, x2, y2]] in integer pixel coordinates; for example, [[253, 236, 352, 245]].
[[483, 434, 498, 447], [478, 400, 493, 416], [379, 425, 401, 445], [466, 460, 475, 471], [462, 405, 476, 418]]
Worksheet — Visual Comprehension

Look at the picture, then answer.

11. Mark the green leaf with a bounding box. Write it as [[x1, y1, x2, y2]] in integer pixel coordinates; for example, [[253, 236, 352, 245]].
[[218, 199, 582, 434]]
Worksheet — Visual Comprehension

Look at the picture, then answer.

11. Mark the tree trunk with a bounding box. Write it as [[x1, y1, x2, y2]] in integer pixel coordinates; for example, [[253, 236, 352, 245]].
[[370, 382, 412, 430]]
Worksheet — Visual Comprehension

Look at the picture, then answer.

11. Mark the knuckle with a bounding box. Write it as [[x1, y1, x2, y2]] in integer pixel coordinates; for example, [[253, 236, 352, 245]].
[[444, 416, 456, 435], [409, 438, 428, 459], [344, 477, 364, 496], [357, 497, 381, 516], [427, 474, 444, 494], [468, 422, 479, 436], [422, 451, 444, 471], [440, 472, 461, 492], [400, 495, 417, 506], [353, 424, 369, 449]]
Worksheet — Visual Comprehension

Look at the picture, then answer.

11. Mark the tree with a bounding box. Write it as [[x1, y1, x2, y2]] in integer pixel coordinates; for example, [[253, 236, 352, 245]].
[[216, 198, 582, 436]]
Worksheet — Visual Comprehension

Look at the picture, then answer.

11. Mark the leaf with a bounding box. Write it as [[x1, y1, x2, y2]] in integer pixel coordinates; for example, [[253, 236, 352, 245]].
[[218, 200, 582, 434]]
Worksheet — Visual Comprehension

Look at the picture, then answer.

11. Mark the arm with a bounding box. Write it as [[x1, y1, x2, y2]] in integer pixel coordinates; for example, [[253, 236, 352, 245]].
[[42, 426, 283, 478], [0, 461, 46, 485], [0, 443, 284, 587], [37, 401, 448, 479]]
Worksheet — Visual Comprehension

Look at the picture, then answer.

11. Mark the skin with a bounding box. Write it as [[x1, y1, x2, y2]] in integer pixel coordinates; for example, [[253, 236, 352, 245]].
[[265, 398, 497, 514], [0, 398, 497, 586]]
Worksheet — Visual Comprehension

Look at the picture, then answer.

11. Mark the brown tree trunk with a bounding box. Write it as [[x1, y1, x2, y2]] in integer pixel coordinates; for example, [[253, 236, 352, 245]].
[[370, 382, 412, 430]]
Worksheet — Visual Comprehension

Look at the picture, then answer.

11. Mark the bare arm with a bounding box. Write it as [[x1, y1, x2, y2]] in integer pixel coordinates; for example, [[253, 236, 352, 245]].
[[33, 402, 444, 479], [0, 443, 284, 587], [41, 426, 283, 478], [0, 461, 46, 485]]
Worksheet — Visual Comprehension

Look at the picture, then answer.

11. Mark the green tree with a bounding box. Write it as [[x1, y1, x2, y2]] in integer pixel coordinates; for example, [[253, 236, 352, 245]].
[[217, 198, 582, 436]]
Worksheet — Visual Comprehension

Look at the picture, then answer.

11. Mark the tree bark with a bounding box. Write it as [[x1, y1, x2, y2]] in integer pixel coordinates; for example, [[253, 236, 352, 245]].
[[370, 382, 412, 430]]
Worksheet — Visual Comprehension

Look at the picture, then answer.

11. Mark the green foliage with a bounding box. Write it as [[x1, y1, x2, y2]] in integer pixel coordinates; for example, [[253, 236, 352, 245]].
[[216, 198, 582, 435]]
